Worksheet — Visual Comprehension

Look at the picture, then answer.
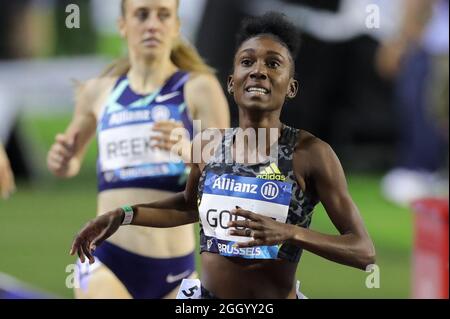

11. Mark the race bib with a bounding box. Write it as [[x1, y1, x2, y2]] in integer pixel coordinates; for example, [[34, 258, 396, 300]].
[[98, 122, 182, 172], [176, 279, 202, 299], [199, 173, 292, 259]]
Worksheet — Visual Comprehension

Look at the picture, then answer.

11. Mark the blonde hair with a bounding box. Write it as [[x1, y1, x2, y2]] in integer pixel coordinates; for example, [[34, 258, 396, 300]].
[[101, 0, 214, 77]]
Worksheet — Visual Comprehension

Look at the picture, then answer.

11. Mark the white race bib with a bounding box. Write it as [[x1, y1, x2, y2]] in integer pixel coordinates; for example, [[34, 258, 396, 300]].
[[199, 173, 292, 259], [98, 123, 181, 172]]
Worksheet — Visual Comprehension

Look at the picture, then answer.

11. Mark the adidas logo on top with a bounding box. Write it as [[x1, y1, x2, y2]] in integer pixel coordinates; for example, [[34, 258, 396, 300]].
[[256, 163, 286, 181]]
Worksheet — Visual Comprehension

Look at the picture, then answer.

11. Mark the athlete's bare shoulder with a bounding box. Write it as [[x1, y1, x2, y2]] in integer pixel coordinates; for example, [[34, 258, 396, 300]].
[[293, 129, 338, 191], [186, 71, 216, 86], [79, 76, 118, 101], [184, 72, 222, 101], [75, 75, 119, 118], [296, 130, 329, 154], [184, 72, 229, 127]]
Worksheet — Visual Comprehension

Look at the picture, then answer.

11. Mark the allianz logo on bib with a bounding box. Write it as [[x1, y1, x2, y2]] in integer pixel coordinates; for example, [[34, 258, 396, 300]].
[[109, 110, 151, 126], [260, 182, 279, 200], [107, 105, 171, 126], [212, 176, 280, 200], [151, 105, 171, 121]]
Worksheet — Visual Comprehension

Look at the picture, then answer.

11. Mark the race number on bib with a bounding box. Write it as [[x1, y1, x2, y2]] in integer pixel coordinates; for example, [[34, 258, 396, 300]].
[[176, 279, 202, 299], [199, 173, 292, 259]]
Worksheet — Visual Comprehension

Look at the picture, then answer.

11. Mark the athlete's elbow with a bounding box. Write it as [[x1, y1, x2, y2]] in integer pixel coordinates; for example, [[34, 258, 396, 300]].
[[356, 241, 376, 270]]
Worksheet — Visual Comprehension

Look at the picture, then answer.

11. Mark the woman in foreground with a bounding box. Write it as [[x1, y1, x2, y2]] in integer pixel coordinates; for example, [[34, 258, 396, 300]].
[[70, 12, 375, 299]]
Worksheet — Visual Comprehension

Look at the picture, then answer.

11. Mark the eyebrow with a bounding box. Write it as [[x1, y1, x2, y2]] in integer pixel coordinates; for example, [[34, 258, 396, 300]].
[[133, 5, 171, 12], [267, 51, 285, 59], [239, 48, 285, 59]]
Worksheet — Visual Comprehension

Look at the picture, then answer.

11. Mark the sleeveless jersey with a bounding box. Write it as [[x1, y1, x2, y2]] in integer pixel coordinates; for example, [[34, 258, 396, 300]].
[[197, 125, 318, 263], [97, 71, 193, 192]]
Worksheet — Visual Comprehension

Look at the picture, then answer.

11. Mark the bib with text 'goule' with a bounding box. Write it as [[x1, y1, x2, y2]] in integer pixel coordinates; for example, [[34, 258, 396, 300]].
[[199, 172, 293, 259]]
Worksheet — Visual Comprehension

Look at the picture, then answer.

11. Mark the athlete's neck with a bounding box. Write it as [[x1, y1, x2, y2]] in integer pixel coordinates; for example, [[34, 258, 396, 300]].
[[127, 53, 178, 94], [236, 109, 283, 161], [238, 109, 283, 138]]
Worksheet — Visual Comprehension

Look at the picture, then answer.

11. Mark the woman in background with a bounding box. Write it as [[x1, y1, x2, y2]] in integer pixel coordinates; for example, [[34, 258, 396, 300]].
[[47, 0, 229, 298]]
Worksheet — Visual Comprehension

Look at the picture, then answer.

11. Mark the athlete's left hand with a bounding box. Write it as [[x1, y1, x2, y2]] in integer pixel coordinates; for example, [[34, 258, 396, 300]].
[[151, 120, 192, 163], [227, 208, 296, 247]]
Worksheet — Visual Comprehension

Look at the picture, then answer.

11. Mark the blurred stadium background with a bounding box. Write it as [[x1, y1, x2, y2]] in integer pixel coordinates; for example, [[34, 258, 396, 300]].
[[0, 0, 447, 299]]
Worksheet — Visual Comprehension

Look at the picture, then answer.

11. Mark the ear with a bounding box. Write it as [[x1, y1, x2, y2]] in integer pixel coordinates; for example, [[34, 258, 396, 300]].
[[227, 75, 234, 95], [287, 79, 299, 99], [118, 16, 126, 38]]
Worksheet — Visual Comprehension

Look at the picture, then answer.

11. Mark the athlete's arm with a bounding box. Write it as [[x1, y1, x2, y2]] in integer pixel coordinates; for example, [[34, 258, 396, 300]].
[[70, 162, 202, 264], [289, 139, 376, 270], [131, 162, 201, 227], [185, 72, 230, 129], [47, 79, 100, 178], [229, 137, 375, 270]]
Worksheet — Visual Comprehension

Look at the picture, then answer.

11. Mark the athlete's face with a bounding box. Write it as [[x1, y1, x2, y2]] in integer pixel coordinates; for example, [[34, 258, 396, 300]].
[[228, 35, 298, 113], [119, 0, 179, 59]]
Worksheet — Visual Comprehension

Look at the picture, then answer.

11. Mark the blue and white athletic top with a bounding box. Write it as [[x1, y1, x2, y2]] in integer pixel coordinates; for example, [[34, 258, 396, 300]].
[[96, 71, 193, 193], [197, 125, 319, 262]]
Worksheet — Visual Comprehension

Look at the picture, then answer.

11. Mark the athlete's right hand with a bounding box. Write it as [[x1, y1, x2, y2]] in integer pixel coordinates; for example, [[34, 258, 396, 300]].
[[47, 133, 78, 177], [70, 209, 124, 264]]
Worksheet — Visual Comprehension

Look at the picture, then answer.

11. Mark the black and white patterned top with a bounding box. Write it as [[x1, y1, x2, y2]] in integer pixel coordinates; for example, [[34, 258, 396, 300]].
[[197, 125, 319, 262]]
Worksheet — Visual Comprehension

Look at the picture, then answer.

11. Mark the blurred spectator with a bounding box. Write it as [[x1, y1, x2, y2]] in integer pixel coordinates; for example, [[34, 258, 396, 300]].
[[0, 0, 39, 181], [0, 0, 109, 182], [0, 0, 33, 59], [177, 0, 208, 43], [379, 0, 449, 206]]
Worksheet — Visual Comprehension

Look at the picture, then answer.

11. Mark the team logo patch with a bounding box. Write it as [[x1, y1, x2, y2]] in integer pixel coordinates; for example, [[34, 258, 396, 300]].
[[256, 163, 286, 181], [155, 91, 180, 103], [151, 105, 171, 121], [261, 181, 279, 200]]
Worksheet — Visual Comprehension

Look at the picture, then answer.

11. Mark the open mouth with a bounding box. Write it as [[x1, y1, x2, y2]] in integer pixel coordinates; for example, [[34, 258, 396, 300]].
[[245, 86, 270, 95]]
